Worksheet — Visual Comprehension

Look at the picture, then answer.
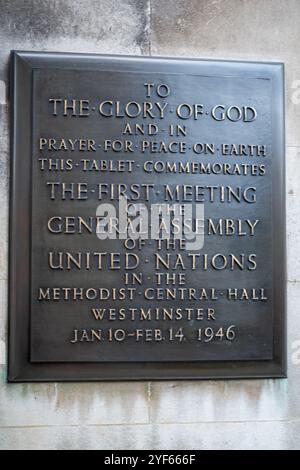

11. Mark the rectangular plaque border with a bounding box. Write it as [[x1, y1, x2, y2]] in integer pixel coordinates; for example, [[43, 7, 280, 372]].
[[8, 51, 286, 382]]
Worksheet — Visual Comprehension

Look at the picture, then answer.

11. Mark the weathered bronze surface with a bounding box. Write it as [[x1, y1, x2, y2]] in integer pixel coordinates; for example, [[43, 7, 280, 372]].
[[9, 51, 286, 381]]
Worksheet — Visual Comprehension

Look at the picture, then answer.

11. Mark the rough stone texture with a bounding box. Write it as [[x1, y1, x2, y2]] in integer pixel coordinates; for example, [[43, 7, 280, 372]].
[[0, 80, 6, 104], [287, 147, 300, 281], [0, 0, 150, 73], [0, 281, 7, 366], [0, 382, 150, 427], [0, 421, 299, 450], [0, 0, 299, 450], [151, 0, 300, 147]]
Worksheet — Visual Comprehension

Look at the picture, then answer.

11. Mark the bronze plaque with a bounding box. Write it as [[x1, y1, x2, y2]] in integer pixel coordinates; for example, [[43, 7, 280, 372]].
[[9, 52, 286, 381]]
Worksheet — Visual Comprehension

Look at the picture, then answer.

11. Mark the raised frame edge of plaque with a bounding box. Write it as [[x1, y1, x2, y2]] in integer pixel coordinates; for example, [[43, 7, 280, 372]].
[[8, 50, 286, 382]]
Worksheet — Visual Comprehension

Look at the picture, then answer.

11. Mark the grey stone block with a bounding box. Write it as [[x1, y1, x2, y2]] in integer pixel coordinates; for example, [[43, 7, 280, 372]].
[[0, 146, 8, 281], [0, 0, 150, 76], [287, 147, 300, 281], [151, 0, 300, 146], [0, 420, 299, 450], [0, 281, 7, 367], [0, 381, 150, 427]]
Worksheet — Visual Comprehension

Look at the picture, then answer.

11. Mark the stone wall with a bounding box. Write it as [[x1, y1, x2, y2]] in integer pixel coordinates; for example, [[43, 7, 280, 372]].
[[0, 0, 299, 450]]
